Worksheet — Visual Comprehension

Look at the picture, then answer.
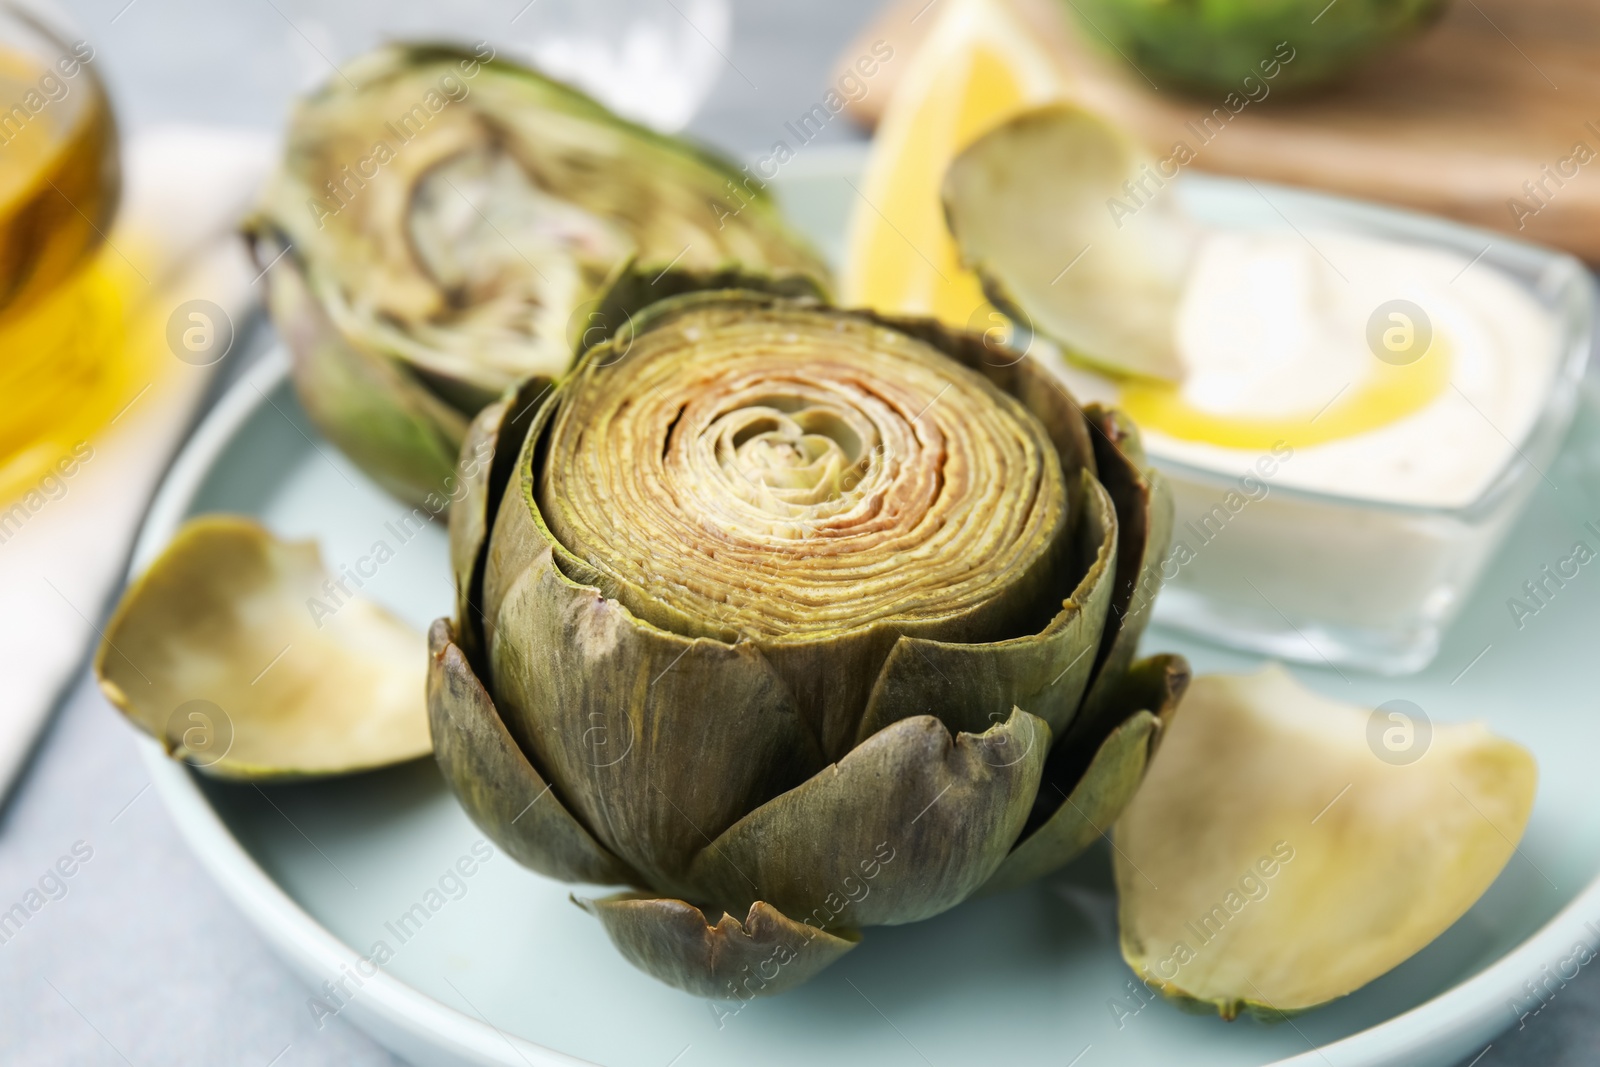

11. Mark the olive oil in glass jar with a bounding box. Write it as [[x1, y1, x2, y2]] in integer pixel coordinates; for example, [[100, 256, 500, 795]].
[[0, 3, 124, 505]]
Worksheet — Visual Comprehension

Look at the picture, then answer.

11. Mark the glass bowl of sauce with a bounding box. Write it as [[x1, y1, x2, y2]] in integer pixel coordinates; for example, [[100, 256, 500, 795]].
[[1052, 177, 1595, 674]]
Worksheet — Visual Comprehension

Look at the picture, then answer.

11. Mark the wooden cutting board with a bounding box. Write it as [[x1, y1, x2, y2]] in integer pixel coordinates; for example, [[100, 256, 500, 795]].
[[840, 0, 1600, 261]]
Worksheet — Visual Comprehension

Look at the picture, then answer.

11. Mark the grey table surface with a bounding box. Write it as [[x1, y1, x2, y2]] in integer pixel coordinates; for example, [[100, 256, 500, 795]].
[[2, 1, 1597, 1064]]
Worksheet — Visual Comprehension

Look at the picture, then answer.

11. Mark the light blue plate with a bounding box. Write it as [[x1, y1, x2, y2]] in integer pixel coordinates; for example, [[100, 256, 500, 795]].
[[133, 146, 1600, 1067]]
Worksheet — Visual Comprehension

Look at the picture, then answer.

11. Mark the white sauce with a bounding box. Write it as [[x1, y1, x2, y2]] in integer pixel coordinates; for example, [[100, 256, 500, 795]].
[[1060, 229, 1561, 509]]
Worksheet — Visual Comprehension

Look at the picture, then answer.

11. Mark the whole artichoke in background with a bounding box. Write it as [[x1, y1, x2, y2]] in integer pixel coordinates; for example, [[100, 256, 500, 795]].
[[246, 44, 829, 507], [430, 289, 1189, 996], [1068, 0, 1450, 94]]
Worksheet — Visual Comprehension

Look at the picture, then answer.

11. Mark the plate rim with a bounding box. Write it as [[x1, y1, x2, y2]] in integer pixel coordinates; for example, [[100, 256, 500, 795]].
[[133, 348, 1600, 1067]]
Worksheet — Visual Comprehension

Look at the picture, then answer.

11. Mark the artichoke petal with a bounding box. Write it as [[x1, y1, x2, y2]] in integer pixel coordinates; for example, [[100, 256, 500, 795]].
[[484, 481, 824, 893], [1117, 665, 1536, 1017], [983, 712, 1159, 897], [427, 618, 639, 886], [448, 374, 554, 667], [687, 709, 1049, 928], [982, 654, 1190, 895], [575, 893, 859, 999], [942, 103, 1197, 383], [448, 397, 502, 622], [94, 516, 430, 779], [1078, 404, 1175, 731], [853, 474, 1118, 742]]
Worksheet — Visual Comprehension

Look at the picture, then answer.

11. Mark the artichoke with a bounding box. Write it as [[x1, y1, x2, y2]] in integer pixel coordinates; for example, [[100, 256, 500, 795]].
[[246, 43, 829, 508], [431, 288, 1189, 996], [1066, 0, 1449, 93]]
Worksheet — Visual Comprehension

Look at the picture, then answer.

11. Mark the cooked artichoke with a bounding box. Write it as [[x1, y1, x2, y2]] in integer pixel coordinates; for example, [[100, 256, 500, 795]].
[[1116, 665, 1536, 1018], [432, 289, 1188, 996], [246, 43, 829, 507], [1065, 0, 1448, 94]]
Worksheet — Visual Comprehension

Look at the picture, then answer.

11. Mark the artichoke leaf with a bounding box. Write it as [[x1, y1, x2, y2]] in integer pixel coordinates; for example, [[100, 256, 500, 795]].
[[94, 517, 430, 779], [854, 473, 1118, 743], [575, 893, 859, 999], [1076, 404, 1175, 735], [427, 619, 640, 886], [942, 103, 1198, 383], [448, 374, 555, 669], [1075, 652, 1190, 773], [484, 483, 825, 895], [1116, 665, 1538, 1018], [687, 709, 1049, 928], [983, 654, 1190, 895], [448, 395, 506, 632], [984, 712, 1159, 898]]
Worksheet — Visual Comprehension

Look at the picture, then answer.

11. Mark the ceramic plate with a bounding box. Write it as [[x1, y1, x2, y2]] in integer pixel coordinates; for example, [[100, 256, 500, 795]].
[[133, 147, 1600, 1067]]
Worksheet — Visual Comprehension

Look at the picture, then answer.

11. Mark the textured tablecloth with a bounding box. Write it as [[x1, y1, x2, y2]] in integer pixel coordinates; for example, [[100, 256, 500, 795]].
[[3, 1, 1597, 1063]]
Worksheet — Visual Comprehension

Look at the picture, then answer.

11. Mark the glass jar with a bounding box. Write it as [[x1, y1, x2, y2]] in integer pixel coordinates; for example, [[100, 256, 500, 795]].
[[0, 1, 122, 505]]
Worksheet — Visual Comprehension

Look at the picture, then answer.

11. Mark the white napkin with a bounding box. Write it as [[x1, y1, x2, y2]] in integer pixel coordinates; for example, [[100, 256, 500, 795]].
[[0, 125, 274, 798]]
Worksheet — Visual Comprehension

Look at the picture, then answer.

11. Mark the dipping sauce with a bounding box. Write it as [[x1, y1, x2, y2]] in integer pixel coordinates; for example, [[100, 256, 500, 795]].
[[1044, 214, 1582, 673], [1061, 228, 1561, 509]]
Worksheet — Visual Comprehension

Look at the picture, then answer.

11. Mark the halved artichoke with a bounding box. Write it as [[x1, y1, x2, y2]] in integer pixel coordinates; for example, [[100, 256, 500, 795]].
[[1116, 665, 1537, 1018], [246, 43, 830, 507], [94, 516, 430, 779], [433, 289, 1188, 996], [943, 103, 1196, 383]]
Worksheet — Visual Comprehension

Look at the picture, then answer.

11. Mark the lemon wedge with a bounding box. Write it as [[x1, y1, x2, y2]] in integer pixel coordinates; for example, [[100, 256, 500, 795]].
[[840, 0, 1070, 325]]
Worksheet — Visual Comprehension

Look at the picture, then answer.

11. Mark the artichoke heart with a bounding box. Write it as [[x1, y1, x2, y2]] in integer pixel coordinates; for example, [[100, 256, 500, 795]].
[[943, 103, 1197, 383], [248, 43, 830, 507], [1115, 665, 1537, 1019], [432, 289, 1188, 996], [94, 516, 430, 780]]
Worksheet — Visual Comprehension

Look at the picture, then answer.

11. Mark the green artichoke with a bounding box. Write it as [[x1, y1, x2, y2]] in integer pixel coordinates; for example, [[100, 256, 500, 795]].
[[431, 288, 1188, 997], [1068, 0, 1449, 94], [245, 43, 829, 508]]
